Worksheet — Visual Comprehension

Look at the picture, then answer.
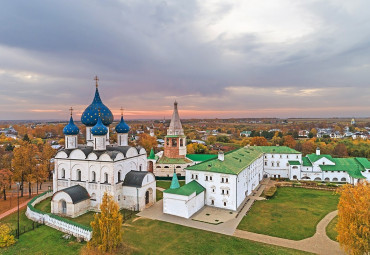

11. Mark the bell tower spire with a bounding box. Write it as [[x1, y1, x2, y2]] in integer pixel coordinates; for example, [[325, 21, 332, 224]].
[[164, 101, 186, 158]]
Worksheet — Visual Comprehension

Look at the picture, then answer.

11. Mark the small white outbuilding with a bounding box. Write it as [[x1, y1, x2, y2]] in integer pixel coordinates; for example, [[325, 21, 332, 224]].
[[163, 173, 205, 219]]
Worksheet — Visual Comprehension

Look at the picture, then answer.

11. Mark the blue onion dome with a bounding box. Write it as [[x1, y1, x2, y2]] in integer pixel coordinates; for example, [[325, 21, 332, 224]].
[[63, 116, 80, 135], [115, 116, 130, 133], [91, 116, 108, 136], [81, 87, 113, 126]]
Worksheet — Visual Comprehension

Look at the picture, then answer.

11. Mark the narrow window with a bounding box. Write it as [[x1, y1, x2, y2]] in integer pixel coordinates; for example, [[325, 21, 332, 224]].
[[264, 162, 267, 166], [211, 200, 214, 205], [118, 172, 121, 182], [221, 178, 224, 183], [77, 170, 81, 181], [205, 176, 208, 181], [61, 169, 65, 178], [210, 176, 212, 181], [104, 173, 108, 183], [92, 171, 96, 182], [224, 202, 226, 206]]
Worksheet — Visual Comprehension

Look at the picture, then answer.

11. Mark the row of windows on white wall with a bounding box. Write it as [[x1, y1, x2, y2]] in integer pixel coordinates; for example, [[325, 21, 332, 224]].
[[191, 174, 229, 183], [294, 176, 347, 182], [60, 169, 127, 183], [265, 155, 299, 159]]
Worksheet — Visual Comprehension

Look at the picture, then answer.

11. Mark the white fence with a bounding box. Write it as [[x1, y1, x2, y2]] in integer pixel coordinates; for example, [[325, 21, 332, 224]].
[[26, 191, 92, 241]]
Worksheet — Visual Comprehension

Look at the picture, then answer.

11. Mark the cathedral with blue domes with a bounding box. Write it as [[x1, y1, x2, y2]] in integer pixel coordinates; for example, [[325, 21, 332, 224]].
[[51, 77, 156, 218]]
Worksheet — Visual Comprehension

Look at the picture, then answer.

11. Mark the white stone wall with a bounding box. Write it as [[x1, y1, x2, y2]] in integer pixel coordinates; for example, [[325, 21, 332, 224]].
[[54, 147, 150, 213], [163, 191, 204, 218], [154, 162, 194, 177], [263, 153, 301, 178]]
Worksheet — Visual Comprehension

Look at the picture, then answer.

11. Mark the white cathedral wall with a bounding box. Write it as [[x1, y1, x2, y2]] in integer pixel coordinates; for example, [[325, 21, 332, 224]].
[[163, 191, 204, 219]]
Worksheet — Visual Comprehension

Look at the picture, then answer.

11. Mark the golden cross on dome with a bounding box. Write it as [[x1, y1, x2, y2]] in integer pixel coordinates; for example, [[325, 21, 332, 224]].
[[69, 107, 73, 116], [94, 75, 99, 88], [120, 106, 124, 117]]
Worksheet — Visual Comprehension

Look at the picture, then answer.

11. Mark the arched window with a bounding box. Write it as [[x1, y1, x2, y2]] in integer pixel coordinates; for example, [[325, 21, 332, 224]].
[[293, 175, 297, 179], [324, 177, 330, 182], [332, 178, 338, 182], [61, 168, 65, 179], [92, 171, 96, 182], [172, 138, 177, 147], [104, 173, 108, 183], [118, 171, 121, 182], [180, 139, 183, 146], [341, 177, 346, 182], [176, 166, 181, 168], [314, 177, 321, 181], [139, 165, 142, 171], [77, 170, 81, 181]]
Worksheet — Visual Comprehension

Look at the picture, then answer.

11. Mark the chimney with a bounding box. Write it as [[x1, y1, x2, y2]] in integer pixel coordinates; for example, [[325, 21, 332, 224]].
[[218, 151, 224, 161], [316, 147, 320, 155]]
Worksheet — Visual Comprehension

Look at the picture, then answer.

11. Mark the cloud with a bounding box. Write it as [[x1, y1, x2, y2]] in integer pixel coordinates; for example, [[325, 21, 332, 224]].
[[0, 0, 369, 120]]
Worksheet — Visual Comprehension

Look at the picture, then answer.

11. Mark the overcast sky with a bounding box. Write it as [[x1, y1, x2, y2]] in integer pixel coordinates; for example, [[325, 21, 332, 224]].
[[0, 0, 369, 120]]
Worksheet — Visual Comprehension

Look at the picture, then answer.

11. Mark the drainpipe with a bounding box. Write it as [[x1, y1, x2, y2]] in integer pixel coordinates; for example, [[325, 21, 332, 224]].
[[136, 188, 139, 211]]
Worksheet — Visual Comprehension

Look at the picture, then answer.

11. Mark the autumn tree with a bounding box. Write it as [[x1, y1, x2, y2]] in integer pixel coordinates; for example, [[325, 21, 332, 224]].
[[11, 141, 38, 197], [88, 192, 123, 253], [0, 169, 12, 200], [302, 140, 315, 156], [137, 133, 157, 154], [187, 143, 208, 154], [250, 137, 269, 146], [37, 143, 55, 188], [333, 143, 348, 158], [0, 223, 16, 247], [337, 182, 369, 255], [282, 135, 296, 148], [207, 136, 217, 145]]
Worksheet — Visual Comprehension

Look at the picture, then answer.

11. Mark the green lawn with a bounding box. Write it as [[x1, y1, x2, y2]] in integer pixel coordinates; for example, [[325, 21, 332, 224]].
[[34, 197, 51, 213], [123, 218, 311, 255], [1, 206, 312, 255], [1, 207, 34, 231], [1, 225, 84, 255], [237, 187, 339, 240], [156, 189, 163, 201], [156, 180, 185, 190], [326, 215, 338, 241]]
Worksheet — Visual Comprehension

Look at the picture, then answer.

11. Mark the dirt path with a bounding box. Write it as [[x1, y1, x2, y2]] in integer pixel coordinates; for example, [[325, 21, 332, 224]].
[[0, 199, 32, 219]]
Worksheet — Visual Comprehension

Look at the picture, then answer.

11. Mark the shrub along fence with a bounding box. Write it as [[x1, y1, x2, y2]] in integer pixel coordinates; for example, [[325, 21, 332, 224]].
[[26, 191, 92, 241]]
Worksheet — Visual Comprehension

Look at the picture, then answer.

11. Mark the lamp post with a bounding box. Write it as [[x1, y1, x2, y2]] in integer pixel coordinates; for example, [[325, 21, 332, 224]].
[[16, 182, 20, 239]]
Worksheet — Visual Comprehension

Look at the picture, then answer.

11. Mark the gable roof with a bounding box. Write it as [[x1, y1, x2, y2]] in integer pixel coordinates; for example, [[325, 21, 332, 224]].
[[163, 180, 205, 196], [306, 154, 334, 163], [355, 157, 370, 169], [122, 170, 149, 187], [320, 158, 366, 179], [56, 185, 90, 204], [186, 147, 264, 175], [302, 157, 312, 167]]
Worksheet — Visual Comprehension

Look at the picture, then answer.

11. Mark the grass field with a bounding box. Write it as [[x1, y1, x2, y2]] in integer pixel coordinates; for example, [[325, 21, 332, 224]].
[[34, 197, 51, 213], [326, 215, 338, 241], [156, 180, 185, 190], [237, 187, 339, 240], [123, 218, 311, 255], [1, 207, 34, 231], [1, 225, 84, 255]]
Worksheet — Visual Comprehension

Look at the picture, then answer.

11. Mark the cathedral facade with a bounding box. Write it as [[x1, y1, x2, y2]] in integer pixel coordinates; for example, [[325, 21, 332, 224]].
[[51, 79, 156, 218]]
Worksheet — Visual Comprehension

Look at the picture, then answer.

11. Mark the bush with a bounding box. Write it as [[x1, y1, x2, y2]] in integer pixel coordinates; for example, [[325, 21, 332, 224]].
[[264, 186, 277, 198], [0, 223, 16, 248]]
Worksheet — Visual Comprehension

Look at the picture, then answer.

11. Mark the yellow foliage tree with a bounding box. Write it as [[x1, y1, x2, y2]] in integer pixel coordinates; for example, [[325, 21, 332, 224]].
[[0, 223, 16, 247], [88, 192, 123, 253], [337, 182, 370, 255]]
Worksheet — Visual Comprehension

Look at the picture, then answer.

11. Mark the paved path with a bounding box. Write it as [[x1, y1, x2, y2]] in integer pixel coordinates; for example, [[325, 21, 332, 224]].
[[0, 199, 32, 219], [234, 210, 343, 255], [139, 183, 266, 235]]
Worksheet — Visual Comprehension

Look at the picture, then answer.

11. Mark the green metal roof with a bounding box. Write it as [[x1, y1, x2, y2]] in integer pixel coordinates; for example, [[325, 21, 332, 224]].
[[355, 157, 370, 169], [320, 158, 366, 179], [185, 147, 264, 175], [163, 180, 205, 196], [186, 154, 217, 162], [306, 154, 334, 163], [148, 148, 156, 160], [170, 173, 180, 189], [157, 156, 192, 164], [288, 160, 301, 165], [165, 135, 186, 138], [302, 157, 312, 167], [258, 146, 300, 154]]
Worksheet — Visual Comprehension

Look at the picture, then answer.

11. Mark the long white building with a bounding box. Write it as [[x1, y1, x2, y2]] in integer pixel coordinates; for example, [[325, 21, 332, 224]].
[[163, 145, 370, 218]]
